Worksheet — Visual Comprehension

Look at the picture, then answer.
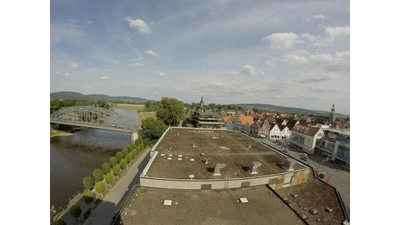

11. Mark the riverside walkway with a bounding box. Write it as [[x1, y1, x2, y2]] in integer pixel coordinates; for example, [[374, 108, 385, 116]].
[[84, 148, 151, 225]]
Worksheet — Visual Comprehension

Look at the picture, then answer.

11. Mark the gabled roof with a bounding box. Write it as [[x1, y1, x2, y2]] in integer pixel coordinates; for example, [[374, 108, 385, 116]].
[[277, 124, 287, 131], [285, 119, 298, 130], [266, 116, 276, 124], [222, 116, 231, 122], [238, 115, 254, 126], [270, 123, 278, 131], [292, 124, 322, 136]]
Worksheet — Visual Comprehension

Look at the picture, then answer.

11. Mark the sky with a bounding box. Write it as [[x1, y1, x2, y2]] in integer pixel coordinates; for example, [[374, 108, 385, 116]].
[[50, 0, 350, 115]]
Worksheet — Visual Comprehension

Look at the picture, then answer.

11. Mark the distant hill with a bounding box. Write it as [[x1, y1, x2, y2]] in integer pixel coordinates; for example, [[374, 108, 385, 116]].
[[50, 91, 150, 103], [236, 103, 349, 117]]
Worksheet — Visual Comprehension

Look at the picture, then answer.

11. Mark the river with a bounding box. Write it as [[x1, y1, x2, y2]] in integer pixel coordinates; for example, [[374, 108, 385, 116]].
[[50, 108, 140, 210]]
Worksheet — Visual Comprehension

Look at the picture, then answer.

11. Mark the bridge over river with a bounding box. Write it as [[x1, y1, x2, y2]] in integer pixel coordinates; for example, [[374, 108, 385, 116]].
[[50, 106, 141, 141]]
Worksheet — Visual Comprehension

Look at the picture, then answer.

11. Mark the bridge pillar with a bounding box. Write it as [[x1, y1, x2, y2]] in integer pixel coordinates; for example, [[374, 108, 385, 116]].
[[132, 132, 138, 143]]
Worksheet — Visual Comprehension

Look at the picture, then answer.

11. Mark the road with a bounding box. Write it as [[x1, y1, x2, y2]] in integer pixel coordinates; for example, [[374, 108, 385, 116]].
[[257, 138, 350, 217]]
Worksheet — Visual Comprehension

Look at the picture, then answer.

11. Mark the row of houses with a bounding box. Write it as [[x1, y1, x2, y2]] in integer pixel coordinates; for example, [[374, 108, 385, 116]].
[[221, 114, 350, 170]]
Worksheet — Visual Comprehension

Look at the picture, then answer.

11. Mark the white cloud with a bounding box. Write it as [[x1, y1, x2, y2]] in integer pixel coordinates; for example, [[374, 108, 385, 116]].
[[313, 14, 328, 20], [240, 65, 257, 76], [125, 17, 151, 34], [262, 32, 299, 49], [297, 73, 338, 83], [325, 26, 350, 39], [112, 60, 120, 64], [146, 50, 158, 57], [133, 57, 143, 61], [284, 54, 308, 64], [101, 76, 109, 80], [308, 86, 340, 93], [86, 86, 92, 89], [157, 71, 166, 77], [64, 72, 71, 77], [69, 61, 81, 69], [130, 62, 144, 67], [86, 20, 92, 25]]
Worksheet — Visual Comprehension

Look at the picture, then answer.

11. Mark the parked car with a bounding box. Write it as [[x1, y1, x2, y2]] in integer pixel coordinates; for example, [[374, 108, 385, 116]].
[[300, 153, 308, 161]]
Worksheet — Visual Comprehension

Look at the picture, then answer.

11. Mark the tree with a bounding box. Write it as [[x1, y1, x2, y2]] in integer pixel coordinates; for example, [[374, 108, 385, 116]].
[[93, 169, 103, 182], [83, 190, 95, 205], [156, 97, 185, 126], [120, 158, 127, 171], [116, 152, 123, 163], [113, 164, 121, 178], [122, 148, 128, 157], [102, 162, 111, 174], [135, 137, 143, 146], [140, 117, 167, 141], [110, 156, 118, 168], [126, 153, 133, 164], [105, 172, 113, 187], [53, 219, 66, 225], [83, 176, 94, 190], [95, 181, 105, 197], [69, 204, 82, 219]]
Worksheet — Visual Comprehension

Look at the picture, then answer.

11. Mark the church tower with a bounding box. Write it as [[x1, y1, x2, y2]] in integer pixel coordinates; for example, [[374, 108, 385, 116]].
[[329, 104, 336, 123], [200, 96, 204, 111]]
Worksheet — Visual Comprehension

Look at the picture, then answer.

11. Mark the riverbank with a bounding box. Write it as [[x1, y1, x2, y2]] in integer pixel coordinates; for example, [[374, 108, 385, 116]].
[[50, 128, 73, 138]]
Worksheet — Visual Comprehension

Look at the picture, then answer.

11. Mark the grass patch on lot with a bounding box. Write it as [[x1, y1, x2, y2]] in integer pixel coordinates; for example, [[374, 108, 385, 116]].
[[50, 128, 73, 137], [114, 103, 146, 111], [137, 111, 157, 121], [114, 103, 157, 121]]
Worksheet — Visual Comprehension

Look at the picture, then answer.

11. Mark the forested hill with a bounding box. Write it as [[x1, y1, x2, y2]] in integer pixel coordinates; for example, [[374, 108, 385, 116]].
[[237, 103, 349, 117], [50, 91, 149, 103]]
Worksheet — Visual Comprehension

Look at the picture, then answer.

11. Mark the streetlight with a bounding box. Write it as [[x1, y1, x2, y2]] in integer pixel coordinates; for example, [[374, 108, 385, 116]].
[[317, 155, 334, 172]]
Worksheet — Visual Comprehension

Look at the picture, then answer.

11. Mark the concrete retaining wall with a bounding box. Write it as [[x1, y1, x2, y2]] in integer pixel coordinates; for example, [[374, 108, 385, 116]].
[[140, 169, 310, 190]]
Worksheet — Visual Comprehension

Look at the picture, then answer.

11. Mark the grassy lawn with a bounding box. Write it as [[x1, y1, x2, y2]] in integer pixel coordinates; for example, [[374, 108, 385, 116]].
[[50, 128, 73, 137], [114, 103, 157, 121], [114, 103, 146, 111], [137, 111, 156, 121]]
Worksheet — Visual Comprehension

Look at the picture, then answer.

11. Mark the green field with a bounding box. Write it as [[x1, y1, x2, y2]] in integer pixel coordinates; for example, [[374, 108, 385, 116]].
[[114, 103, 146, 111], [114, 103, 156, 121]]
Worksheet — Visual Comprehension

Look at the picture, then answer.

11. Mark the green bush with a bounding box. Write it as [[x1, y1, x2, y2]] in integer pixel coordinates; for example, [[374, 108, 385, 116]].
[[53, 219, 66, 225], [93, 169, 104, 182], [110, 156, 118, 167], [126, 153, 133, 163], [95, 181, 105, 195], [83, 190, 94, 204], [122, 148, 128, 157], [105, 172, 113, 184], [69, 204, 81, 218], [102, 162, 111, 174], [120, 158, 127, 170], [83, 176, 94, 190], [113, 164, 121, 176], [116, 152, 123, 163]]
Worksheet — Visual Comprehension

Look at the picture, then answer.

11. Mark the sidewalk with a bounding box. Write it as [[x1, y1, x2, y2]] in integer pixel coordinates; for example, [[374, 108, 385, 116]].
[[83, 148, 150, 225]]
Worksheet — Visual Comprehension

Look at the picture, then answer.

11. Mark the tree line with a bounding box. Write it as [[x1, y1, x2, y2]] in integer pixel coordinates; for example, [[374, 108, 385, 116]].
[[50, 98, 111, 114]]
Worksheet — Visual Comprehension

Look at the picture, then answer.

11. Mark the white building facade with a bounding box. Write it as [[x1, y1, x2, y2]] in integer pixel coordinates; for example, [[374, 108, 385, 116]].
[[315, 128, 350, 170]]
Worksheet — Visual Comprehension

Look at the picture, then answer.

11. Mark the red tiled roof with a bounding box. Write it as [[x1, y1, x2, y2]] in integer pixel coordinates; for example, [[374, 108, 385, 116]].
[[238, 115, 254, 126]]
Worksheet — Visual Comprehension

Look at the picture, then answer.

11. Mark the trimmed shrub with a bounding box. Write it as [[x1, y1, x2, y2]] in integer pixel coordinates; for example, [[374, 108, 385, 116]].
[[102, 162, 111, 174], [110, 156, 118, 168], [69, 204, 81, 218], [83, 190, 95, 204], [83, 176, 94, 190]]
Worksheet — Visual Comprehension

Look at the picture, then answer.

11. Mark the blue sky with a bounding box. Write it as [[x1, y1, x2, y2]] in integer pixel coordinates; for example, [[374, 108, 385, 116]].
[[50, 0, 350, 115]]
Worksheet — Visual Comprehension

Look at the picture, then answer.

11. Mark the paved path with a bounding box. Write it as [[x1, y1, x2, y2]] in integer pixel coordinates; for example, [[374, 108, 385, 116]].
[[84, 148, 151, 225]]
